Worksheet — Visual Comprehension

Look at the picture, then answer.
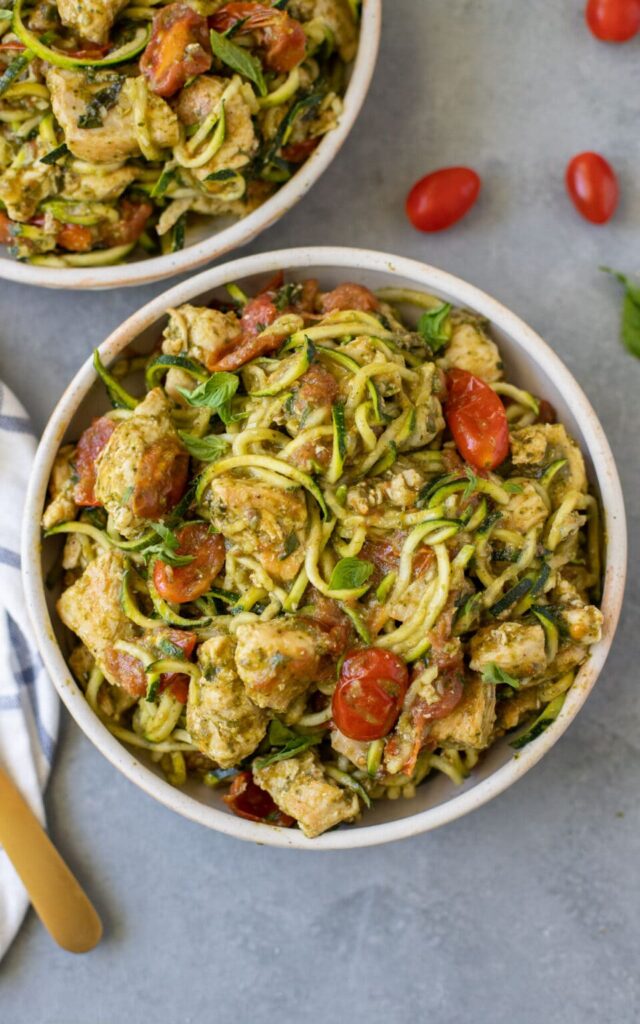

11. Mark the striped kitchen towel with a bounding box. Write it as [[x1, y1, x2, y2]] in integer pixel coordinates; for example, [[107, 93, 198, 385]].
[[0, 382, 59, 961]]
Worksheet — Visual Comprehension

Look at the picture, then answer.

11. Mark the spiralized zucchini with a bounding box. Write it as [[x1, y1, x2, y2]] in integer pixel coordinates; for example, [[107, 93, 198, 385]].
[[44, 275, 604, 837]]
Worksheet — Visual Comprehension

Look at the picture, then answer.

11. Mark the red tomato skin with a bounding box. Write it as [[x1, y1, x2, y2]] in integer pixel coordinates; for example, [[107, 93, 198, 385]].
[[406, 167, 481, 233], [0, 211, 14, 245], [224, 771, 294, 826], [73, 416, 116, 506], [141, 2, 212, 97], [56, 223, 94, 253], [153, 522, 226, 603], [445, 368, 510, 471], [565, 152, 619, 224], [132, 438, 189, 519], [157, 629, 197, 702], [332, 649, 409, 742], [585, 0, 640, 40], [209, 2, 306, 71]]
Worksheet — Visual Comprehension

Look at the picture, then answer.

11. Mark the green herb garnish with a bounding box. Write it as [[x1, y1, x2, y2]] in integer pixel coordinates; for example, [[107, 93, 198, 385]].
[[328, 557, 374, 592], [601, 267, 640, 359], [210, 29, 267, 96], [177, 432, 229, 462], [417, 302, 452, 353], [481, 662, 521, 690]]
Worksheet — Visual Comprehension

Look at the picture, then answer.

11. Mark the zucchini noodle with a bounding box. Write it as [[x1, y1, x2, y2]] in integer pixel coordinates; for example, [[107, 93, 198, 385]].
[[44, 275, 604, 837]]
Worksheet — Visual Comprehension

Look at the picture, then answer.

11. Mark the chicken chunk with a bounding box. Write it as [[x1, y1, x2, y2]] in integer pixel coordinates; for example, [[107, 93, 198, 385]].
[[0, 142, 55, 221], [162, 304, 242, 372], [47, 69, 179, 163], [346, 467, 425, 515], [200, 475, 307, 583], [42, 444, 77, 530], [57, 549, 132, 670], [469, 621, 547, 682], [253, 750, 359, 838], [510, 423, 587, 504], [288, 0, 358, 61], [57, 0, 128, 43], [175, 75, 258, 186], [439, 319, 503, 383], [62, 166, 138, 203], [500, 481, 549, 533], [94, 388, 186, 537], [234, 617, 329, 712], [561, 605, 603, 645], [187, 636, 267, 768], [429, 675, 496, 751]]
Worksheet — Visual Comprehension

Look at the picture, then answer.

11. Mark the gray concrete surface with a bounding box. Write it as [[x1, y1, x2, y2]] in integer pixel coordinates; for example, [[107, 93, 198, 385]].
[[1, 1, 639, 1020]]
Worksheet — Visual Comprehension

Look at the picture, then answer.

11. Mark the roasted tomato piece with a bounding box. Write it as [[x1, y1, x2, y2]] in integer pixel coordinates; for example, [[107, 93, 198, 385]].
[[132, 438, 189, 519], [140, 2, 212, 97], [281, 138, 319, 163], [152, 522, 226, 603], [73, 416, 116, 506], [332, 648, 409, 741], [240, 291, 279, 338], [536, 398, 557, 424], [223, 771, 294, 826], [0, 211, 14, 244], [320, 282, 380, 314], [56, 223, 94, 253], [103, 199, 153, 247], [210, 2, 306, 71], [444, 368, 509, 471], [412, 669, 464, 724], [157, 628, 198, 702]]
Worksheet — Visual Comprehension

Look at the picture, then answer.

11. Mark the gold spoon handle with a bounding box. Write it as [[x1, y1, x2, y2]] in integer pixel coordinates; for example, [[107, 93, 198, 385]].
[[0, 766, 102, 953]]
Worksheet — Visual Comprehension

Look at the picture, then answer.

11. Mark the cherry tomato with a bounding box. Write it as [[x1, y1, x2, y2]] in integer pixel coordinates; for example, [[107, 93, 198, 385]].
[[141, 2, 212, 96], [103, 199, 153, 247], [444, 368, 509, 471], [157, 629, 197, 702], [536, 398, 557, 424], [565, 152, 619, 224], [153, 522, 225, 603], [209, 2, 306, 71], [73, 416, 116, 506], [132, 438, 189, 519], [406, 167, 481, 233], [281, 139, 319, 163], [332, 648, 409, 741], [56, 223, 94, 253], [320, 282, 380, 313], [585, 0, 640, 40], [0, 211, 13, 245], [223, 771, 294, 826]]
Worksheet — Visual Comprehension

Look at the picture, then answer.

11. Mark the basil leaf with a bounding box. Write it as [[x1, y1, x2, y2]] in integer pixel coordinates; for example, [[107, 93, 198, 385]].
[[156, 638, 185, 660], [178, 431, 229, 462], [280, 531, 300, 559], [204, 168, 239, 182], [503, 481, 523, 493], [178, 371, 239, 411], [40, 142, 69, 165], [417, 302, 452, 353], [463, 465, 478, 500], [254, 733, 323, 769], [77, 77, 123, 130], [481, 662, 521, 690], [267, 719, 297, 745], [602, 266, 640, 358], [328, 557, 374, 591], [210, 29, 267, 96], [274, 282, 303, 311], [144, 523, 194, 567]]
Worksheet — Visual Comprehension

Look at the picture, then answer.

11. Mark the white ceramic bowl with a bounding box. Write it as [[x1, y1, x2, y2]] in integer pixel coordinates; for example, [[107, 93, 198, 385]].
[[22, 247, 627, 848], [0, 4, 380, 291]]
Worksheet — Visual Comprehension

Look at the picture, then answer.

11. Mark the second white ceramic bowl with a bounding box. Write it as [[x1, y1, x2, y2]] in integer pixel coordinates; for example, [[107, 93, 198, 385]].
[[22, 247, 627, 848], [0, 2, 380, 290]]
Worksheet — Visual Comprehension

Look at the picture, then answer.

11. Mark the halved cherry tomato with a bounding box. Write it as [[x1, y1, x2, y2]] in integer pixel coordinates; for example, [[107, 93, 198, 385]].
[[320, 282, 380, 313], [56, 223, 94, 253], [140, 2, 212, 96], [0, 211, 13, 245], [444, 368, 509, 471], [132, 438, 189, 519], [332, 648, 409, 741], [406, 167, 481, 233], [209, 2, 306, 71], [152, 522, 225, 603], [240, 291, 279, 338], [585, 0, 640, 40], [300, 589, 353, 657], [224, 771, 294, 826], [73, 416, 116, 506], [103, 199, 153, 247], [565, 152, 618, 224]]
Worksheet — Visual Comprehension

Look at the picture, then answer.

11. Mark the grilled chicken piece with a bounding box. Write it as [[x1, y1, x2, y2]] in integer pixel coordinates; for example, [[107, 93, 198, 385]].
[[42, 444, 76, 530], [510, 423, 587, 504], [429, 675, 496, 751], [234, 617, 329, 712], [57, 0, 129, 43], [200, 475, 307, 583], [253, 750, 359, 838], [187, 636, 267, 768], [46, 69, 179, 162], [175, 75, 258, 187], [56, 549, 132, 667], [162, 303, 242, 372], [469, 621, 548, 683], [439, 318, 503, 383]]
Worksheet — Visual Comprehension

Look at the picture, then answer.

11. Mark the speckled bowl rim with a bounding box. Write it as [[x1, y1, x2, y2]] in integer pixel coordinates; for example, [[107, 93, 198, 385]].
[[0, 2, 380, 291], [22, 247, 627, 848]]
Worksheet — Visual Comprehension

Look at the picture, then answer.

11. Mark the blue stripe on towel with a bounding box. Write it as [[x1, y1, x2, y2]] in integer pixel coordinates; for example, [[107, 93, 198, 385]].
[[0, 547, 20, 569], [6, 613, 54, 762]]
